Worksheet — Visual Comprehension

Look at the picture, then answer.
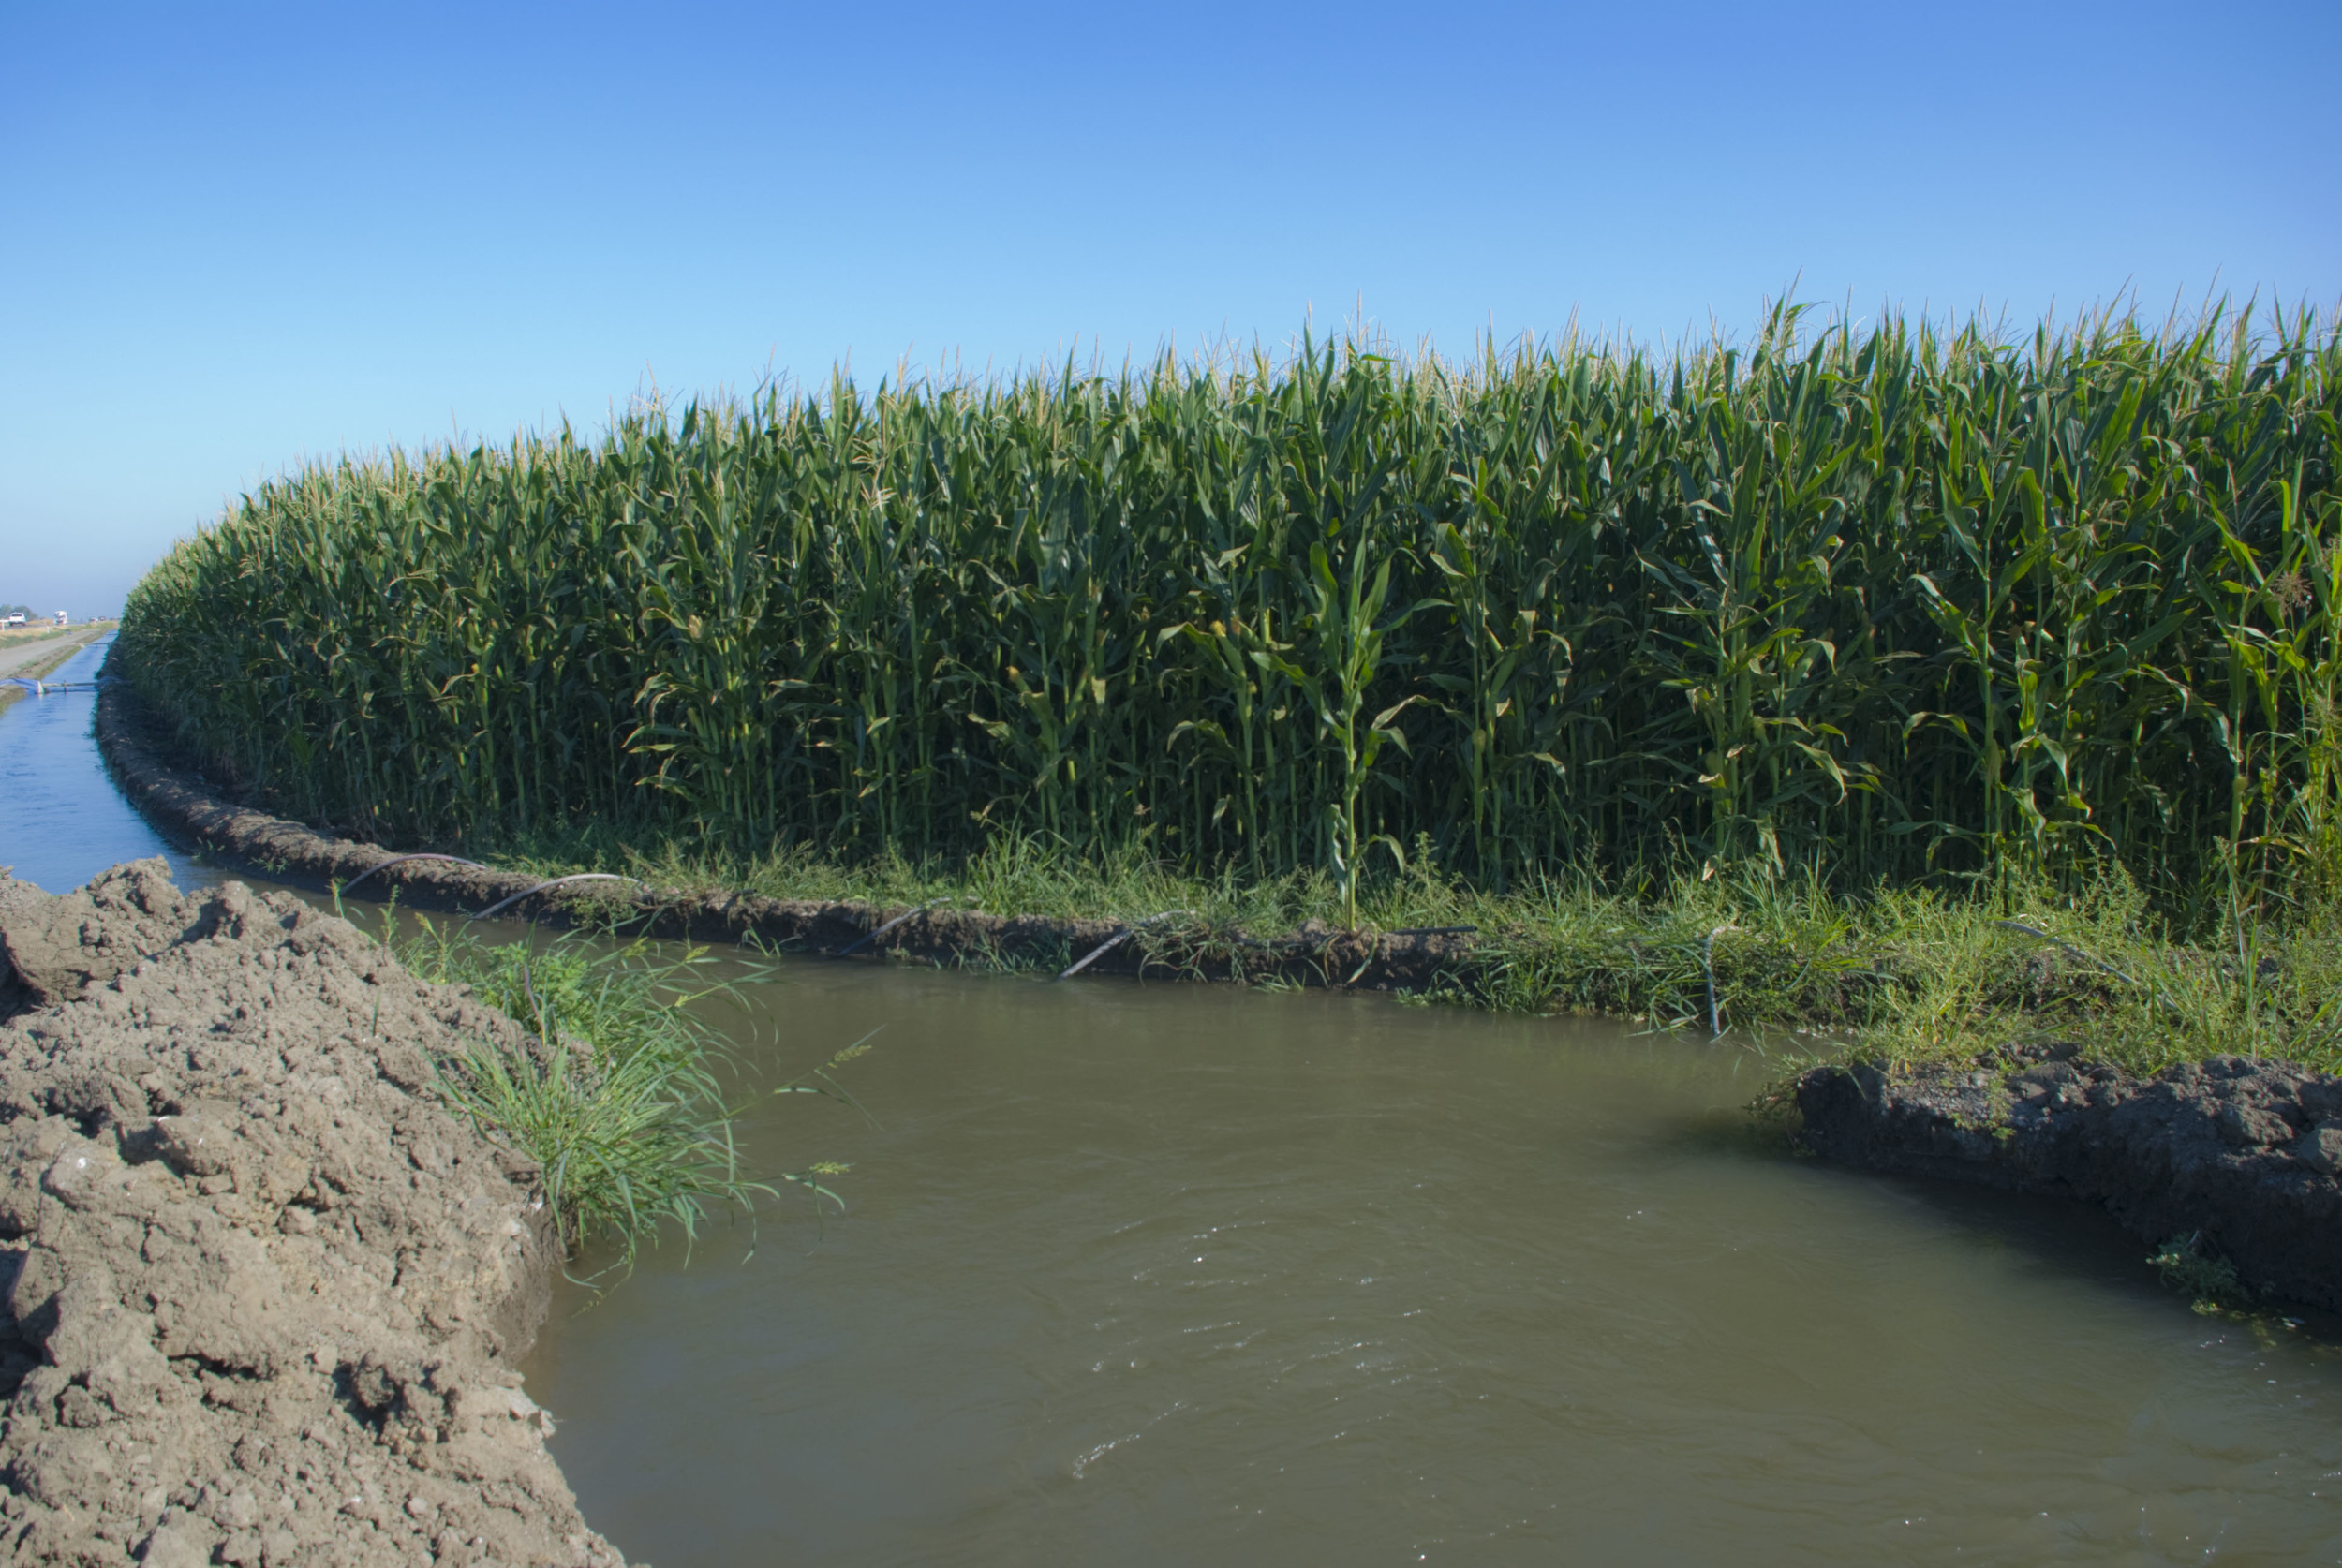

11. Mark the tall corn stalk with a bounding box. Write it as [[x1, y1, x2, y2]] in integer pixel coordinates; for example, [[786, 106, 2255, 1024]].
[[118, 303, 2341, 915]]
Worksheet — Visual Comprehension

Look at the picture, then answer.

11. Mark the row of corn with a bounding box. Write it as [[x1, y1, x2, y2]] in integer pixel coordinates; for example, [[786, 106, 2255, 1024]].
[[117, 303, 2342, 913]]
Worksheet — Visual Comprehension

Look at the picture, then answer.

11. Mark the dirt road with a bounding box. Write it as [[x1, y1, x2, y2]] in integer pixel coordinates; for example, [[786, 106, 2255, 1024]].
[[0, 628, 104, 681]]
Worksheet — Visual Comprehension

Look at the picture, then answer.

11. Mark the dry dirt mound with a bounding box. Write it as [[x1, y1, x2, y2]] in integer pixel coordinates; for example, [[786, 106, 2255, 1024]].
[[0, 861, 625, 1567]]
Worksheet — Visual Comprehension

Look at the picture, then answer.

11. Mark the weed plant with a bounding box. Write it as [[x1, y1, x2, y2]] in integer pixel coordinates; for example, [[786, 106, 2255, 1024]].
[[2149, 1233, 2253, 1312], [388, 913, 851, 1272]]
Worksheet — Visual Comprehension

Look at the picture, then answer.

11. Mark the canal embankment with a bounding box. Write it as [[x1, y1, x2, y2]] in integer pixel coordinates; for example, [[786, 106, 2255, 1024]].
[[0, 860, 624, 1566], [93, 679, 1476, 995], [1795, 1047, 2342, 1313]]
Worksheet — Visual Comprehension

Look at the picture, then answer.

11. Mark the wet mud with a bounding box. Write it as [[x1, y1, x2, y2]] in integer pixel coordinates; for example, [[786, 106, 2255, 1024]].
[[1796, 1044, 2342, 1313], [0, 863, 623, 1566]]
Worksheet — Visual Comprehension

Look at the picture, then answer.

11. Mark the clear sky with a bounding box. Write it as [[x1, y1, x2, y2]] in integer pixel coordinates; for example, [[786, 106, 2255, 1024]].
[[4, 0, 2335, 616]]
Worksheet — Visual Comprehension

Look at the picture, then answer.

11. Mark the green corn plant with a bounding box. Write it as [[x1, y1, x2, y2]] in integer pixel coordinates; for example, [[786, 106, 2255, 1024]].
[[114, 303, 2340, 907]]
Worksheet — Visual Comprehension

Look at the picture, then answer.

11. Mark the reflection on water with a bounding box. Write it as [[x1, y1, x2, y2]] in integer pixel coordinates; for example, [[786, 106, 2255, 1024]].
[[0, 638, 217, 894], [526, 963, 2342, 1567]]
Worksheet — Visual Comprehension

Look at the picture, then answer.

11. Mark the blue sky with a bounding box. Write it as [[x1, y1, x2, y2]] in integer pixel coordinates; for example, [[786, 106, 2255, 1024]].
[[4, 0, 2335, 615]]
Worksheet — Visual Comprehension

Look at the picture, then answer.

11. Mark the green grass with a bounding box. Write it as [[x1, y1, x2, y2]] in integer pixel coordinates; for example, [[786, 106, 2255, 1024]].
[[380, 909, 863, 1274], [477, 826, 2342, 1080], [117, 301, 2341, 921]]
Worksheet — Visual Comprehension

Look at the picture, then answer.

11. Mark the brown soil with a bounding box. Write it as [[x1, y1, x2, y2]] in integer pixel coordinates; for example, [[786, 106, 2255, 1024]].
[[0, 862, 625, 1567], [1794, 1044, 2342, 1313]]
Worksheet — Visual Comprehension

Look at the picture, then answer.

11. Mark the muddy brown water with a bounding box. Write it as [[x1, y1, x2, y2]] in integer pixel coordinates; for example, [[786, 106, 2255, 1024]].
[[4, 658, 2340, 1564], [522, 960, 2342, 1567]]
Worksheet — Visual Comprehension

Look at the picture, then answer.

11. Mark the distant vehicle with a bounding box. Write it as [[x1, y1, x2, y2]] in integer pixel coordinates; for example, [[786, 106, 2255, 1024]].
[[3, 614, 23, 628], [53, 612, 67, 627]]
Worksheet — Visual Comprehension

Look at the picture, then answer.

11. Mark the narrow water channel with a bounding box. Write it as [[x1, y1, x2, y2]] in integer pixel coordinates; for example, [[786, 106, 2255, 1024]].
[[3, 658, 2338, 1564], [0, 637, 216, 894]]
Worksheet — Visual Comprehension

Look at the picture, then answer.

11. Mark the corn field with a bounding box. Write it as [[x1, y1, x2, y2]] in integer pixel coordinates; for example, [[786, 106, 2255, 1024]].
[[118, 303, 2342, 905]]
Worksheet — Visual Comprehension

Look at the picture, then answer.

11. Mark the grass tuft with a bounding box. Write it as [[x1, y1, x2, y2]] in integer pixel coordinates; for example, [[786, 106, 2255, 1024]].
[[387, 912, 854, 1277]]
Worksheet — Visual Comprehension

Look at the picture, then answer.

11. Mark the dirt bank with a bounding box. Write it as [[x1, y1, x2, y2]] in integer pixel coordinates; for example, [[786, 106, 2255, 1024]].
[[1795, 1046, 2342, 1313], [0, 861, 624, 1566], [93, 682, 1472, 993]]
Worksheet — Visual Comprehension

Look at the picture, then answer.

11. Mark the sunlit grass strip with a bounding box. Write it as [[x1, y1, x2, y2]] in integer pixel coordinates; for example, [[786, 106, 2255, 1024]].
[[477, 828, 2342, 1077], [118, 302, 2341, 915]]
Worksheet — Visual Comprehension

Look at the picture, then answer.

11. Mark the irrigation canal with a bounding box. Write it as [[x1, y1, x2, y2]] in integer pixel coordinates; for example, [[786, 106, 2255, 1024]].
[[0, 636, 214, 894], [4, 639, 2339, 1564]]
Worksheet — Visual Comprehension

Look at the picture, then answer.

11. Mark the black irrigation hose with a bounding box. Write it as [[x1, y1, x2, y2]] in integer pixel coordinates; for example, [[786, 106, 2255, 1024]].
[[1057, 910, 1195, 982], [833, 896, 981, 959], [469, 873, 641, 923], [1993, 918, 2190, 1018], [1340, 925, 1481, 985], [340, 852, 487, 894], [1991, 920, 2136, 984]]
